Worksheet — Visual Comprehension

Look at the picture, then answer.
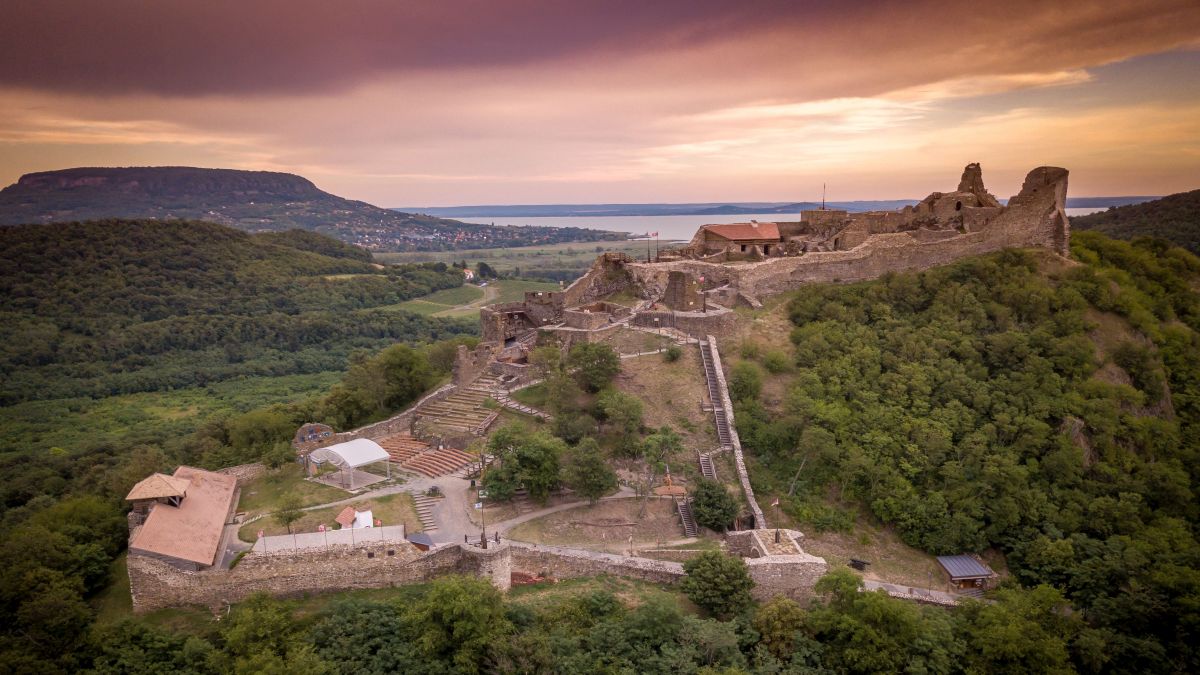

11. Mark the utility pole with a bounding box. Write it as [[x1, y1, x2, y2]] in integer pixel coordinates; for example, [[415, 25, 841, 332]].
[[821, 183, 826, 210]]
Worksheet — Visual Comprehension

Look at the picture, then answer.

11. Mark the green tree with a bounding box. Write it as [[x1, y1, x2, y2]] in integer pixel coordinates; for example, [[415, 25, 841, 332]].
[[485, 427, 566, 504], [728, 361, 762, 401], [663, 345, 682, 362], [595, 388, 643, 449], [528, 345, 563, 380], [567, 343, 620, 392], [690, 479, 739, 532], [274, 495, 303, 534], [407, 575, 512, 674], [753, 596, 807, 659], [680, 551, 754, 619], [562, 438, 618, 503], [228, 409, 294, 453]]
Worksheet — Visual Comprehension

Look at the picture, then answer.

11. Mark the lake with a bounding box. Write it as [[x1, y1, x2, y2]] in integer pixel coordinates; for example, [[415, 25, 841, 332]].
[[456, 208, 1108, 241]]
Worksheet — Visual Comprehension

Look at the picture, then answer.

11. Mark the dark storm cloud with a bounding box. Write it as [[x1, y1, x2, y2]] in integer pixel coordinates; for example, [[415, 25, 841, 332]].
[[0, 0, 834, 96]]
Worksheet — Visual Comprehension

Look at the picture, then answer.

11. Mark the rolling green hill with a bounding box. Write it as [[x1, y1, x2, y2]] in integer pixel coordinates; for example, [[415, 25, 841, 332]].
[[0, 219, 476, 404], [1071, 188, 1200, 253]]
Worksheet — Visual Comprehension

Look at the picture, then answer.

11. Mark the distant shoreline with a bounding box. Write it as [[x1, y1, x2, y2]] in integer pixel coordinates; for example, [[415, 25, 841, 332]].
[[402, 196, 1157, 219]]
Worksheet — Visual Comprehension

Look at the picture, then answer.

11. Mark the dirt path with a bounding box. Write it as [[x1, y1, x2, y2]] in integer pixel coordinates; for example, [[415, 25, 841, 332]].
[[432, 283, 497, 317]]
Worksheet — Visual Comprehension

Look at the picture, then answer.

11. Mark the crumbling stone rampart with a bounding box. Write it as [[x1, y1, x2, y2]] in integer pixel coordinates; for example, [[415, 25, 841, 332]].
[[127, 541, 510, 613]]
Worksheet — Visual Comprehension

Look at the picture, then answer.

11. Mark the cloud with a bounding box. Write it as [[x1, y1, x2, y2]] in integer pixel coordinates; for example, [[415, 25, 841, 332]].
[[0, 1, 1197, 203]]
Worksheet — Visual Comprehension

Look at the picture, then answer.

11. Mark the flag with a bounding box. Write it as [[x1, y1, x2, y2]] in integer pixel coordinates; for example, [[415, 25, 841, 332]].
[[651, 231, 658, 237]]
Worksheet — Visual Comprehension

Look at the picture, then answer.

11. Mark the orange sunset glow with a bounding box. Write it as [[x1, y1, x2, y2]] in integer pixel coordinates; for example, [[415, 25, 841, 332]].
[[1, 0, 1198, 204]]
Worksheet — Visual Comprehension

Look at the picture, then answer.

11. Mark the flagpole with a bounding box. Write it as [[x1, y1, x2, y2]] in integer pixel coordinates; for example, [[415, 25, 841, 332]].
[[646, 232, 651, 262]]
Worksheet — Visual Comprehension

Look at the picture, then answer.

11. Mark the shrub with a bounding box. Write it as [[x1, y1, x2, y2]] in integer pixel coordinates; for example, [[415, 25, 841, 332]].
[[681, 551, 754, 619], [664, 345, 683, 362], [691, 478, 739, 531], [729, 361, 763, 401], [761, 349, 791, 374]]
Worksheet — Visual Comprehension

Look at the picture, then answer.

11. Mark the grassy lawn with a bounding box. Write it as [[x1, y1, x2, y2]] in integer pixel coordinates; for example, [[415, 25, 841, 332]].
[[239, 492, 421, 541], [492, 279, 561, 303], [417, 284, 485, 306], [386, 278, 559, 318], [511, 383, 548, 409], [509, 574, 697, 614], [376, 240, 656, 278], [617, 350, 716, 455], [237, 464, 346, 518], [507, 497, 686, 553]]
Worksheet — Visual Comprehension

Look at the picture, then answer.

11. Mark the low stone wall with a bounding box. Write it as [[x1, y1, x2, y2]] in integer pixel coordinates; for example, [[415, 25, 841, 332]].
[[217, 462, 266, 486], [509, 542, 685, 586], [332, 383, 457, 443], [631, 307, 737, 342], [128, 541, 511, 613]]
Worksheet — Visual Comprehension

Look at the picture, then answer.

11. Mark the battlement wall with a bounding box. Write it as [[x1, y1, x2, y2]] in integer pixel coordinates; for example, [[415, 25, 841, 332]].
[[127, 542, 511, 613]]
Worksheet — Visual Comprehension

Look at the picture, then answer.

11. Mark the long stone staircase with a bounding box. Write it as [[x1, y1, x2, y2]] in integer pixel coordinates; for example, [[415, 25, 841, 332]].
[[699, 341, 733, 450]]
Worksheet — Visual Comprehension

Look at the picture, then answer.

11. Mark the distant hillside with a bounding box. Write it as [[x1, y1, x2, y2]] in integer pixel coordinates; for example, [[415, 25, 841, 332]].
[[0, 167, 625, 251], [0, 219, 476, 403], [1071, 188, 1200, 253]]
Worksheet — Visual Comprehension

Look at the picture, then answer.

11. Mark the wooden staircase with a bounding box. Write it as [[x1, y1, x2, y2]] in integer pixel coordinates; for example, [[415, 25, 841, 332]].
[[676, 498, 699, 537], [697, 452, 717, 481], [700, 340, 733, 450]]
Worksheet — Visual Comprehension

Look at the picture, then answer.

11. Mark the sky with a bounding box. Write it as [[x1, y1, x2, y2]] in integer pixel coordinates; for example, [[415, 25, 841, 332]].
[[1, 0, 1198, 206]]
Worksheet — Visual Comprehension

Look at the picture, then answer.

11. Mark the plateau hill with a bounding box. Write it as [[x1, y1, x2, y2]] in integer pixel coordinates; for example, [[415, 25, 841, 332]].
[[1071, 188, 1200, 253], [0, 167, 624, 251]]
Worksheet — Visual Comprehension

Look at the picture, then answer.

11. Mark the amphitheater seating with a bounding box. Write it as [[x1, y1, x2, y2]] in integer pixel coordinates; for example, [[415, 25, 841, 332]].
[[412, 374, 503, 436], [378, 433, 478, 478]]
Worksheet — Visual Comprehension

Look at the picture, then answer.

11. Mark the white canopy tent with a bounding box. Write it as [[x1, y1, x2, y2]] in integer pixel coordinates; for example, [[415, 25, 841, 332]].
[[308, 438, 390, 488]]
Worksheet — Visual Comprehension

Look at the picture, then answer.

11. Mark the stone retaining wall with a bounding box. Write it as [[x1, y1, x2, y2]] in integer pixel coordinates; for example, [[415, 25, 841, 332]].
[[332, 383, 457, 443], [509, 542, 686, 585], [127, 541, 510, 613], [706, 336, 766, 528], [217, 462, 266, 486], [128, 536, 827, 612]]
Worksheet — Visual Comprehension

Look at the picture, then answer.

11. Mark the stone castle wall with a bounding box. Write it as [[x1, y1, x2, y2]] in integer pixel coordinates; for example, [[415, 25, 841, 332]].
[[216, 462, 266, 486], [127, 542, 511, 613], [329, 383, 457, 443], [129, 535, 827, 612], [587, 166, 1069, 306]]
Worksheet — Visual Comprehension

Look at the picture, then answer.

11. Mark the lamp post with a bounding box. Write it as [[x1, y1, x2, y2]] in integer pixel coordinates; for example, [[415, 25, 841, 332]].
[[654, 317, 660, 347]]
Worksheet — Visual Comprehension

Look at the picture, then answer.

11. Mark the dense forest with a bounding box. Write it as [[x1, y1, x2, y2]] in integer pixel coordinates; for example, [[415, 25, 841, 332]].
[[0, 220, 476, 403], [1072, 189, 1200, 253], [3, 222, 1200, 672], [735, 232, 1200, 672]]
